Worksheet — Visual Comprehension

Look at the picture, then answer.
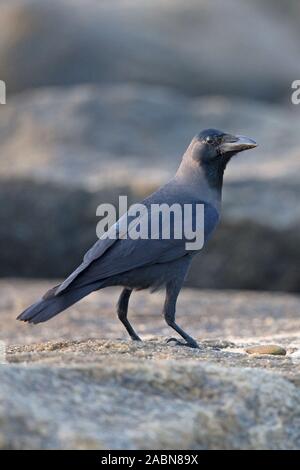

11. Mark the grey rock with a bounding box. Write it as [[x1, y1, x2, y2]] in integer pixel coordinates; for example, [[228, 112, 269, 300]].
[[1, 0, 300, 101], [1, 359, 300, 450], [1, 85, 300, 186], [1, 280, 300, 450]]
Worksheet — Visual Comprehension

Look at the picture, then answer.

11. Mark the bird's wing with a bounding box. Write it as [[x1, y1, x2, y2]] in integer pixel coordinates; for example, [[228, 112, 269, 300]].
[[55, 212, 133, 294], [56, 200, 219, 295]]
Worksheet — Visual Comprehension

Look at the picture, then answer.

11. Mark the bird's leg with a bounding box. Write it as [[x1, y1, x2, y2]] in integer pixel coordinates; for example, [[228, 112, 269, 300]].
[[163, 279, 199, 349], [117, 288, 141, 341]]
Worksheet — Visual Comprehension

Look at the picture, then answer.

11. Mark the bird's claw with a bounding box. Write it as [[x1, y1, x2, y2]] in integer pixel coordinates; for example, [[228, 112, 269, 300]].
[[166, 337, 185, 346], [166, 337, 200, 349]]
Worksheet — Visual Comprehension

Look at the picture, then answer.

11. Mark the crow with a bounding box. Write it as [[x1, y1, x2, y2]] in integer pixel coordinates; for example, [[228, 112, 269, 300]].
[[17, 129, 257, 348]]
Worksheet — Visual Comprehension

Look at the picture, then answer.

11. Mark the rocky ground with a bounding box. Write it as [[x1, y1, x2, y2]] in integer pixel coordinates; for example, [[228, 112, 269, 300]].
[[1, 279, 300, 449]]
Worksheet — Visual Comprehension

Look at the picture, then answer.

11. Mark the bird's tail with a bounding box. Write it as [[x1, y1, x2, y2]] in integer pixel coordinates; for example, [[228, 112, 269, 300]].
[[17, 282, 99, 324]]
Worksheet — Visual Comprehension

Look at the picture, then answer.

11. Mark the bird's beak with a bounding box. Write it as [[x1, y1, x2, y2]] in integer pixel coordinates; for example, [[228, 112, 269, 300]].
[[220, 135, 257, 154]]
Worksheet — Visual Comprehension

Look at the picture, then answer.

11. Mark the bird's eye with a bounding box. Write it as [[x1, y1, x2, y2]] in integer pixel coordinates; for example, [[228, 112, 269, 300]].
[[205, 136, 214, 144]]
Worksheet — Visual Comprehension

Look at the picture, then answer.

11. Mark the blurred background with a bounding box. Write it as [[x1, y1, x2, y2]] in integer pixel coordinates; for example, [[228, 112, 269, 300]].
[[1, 0, 300, 293]]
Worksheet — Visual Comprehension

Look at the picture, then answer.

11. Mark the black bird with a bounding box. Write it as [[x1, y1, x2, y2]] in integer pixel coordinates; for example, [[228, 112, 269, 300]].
[[18, 129, 257, 348]]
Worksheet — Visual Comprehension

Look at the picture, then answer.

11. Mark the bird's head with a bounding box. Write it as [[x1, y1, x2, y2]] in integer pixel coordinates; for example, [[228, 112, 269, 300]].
[[192, 128, 257, 163], [185, 128, 257, 188]]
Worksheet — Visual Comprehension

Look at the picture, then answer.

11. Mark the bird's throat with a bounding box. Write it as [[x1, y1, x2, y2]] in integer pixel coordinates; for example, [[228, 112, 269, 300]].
[[202, 159, 225, 192], [175, 159, 223, 211]]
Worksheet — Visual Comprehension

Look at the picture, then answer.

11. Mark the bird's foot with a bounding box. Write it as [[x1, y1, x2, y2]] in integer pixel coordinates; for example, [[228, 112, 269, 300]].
[[166, 337, 200, 349]]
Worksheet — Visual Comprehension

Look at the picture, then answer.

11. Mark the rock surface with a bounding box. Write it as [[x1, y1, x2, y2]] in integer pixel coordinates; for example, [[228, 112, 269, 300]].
[[1, 280, 300, 449], [2, 85, 300, 186], [1, 0, 300, 101]]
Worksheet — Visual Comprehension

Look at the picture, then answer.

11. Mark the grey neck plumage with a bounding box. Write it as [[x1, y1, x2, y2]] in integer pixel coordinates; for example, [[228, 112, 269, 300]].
[[175, 154, 224, 213]]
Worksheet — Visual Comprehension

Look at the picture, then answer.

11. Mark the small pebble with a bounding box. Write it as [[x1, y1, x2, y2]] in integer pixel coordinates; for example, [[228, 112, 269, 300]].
[[245, 345, 286, 356]]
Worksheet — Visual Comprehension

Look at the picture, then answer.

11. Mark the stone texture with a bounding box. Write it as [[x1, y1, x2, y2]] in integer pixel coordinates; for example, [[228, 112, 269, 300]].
[[1, 357, 300, 450], [1, 280, 300, 449]]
